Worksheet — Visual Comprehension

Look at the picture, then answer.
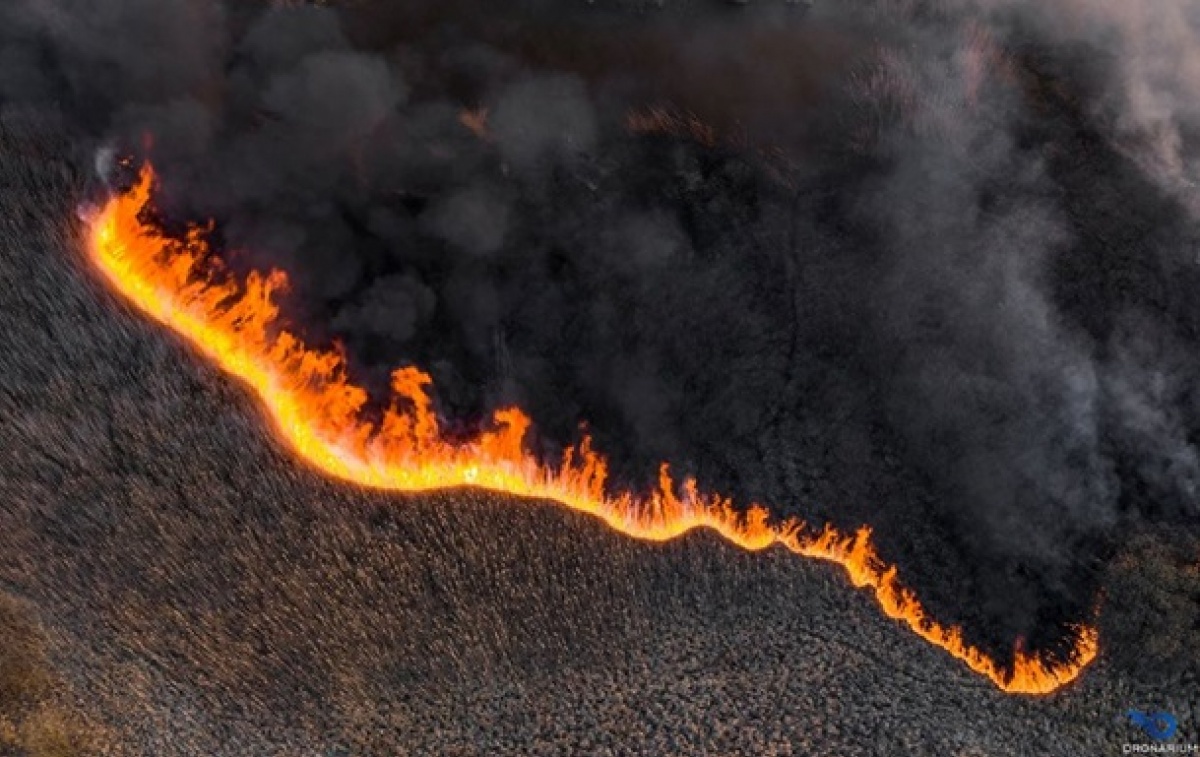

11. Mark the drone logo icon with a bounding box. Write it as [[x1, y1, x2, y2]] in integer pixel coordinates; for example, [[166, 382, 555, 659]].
[[1127, 711, 1178, 742]]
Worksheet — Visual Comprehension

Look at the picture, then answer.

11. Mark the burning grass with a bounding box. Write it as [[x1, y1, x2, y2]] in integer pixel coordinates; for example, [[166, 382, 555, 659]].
[[0, 93, 1187, 757], [81, 163, 1098, 694]]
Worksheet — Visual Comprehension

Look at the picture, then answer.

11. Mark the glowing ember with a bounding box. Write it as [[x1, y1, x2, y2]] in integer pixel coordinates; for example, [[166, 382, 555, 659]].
[[626, 106, 719, 149], [459, 107, 491, 141], [84, 164, 1099, 695]]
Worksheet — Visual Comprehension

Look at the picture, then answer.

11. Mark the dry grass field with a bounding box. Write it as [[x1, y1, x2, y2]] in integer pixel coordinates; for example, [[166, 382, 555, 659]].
[[0, 103, 1197, 755]]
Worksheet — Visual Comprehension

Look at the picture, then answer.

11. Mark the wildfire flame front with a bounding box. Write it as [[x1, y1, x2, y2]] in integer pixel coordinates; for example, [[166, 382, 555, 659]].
[[85, 164, 1100, 696]]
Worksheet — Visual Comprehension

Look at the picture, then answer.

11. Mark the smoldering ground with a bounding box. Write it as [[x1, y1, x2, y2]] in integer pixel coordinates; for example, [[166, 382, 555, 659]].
[[3, 0, 1200, 662]]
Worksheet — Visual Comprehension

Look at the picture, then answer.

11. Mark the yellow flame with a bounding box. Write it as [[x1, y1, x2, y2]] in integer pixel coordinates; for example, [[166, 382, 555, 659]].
[[84, 165, 1098, 695]]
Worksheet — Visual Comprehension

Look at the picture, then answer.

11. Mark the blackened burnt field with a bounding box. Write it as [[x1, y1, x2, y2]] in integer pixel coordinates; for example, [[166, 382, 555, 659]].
[[1, 0, 1200, 754]]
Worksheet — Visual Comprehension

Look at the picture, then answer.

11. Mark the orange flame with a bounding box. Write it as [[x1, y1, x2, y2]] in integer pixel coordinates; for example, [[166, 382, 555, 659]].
[[84, 165, 1098, 695]]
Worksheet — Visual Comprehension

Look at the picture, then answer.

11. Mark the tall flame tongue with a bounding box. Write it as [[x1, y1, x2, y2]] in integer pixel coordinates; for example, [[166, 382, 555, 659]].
[[85, 165, 1098, 695]]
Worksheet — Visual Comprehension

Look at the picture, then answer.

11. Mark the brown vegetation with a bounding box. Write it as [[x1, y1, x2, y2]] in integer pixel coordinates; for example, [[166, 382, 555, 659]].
[[0, 593, 87, 757]]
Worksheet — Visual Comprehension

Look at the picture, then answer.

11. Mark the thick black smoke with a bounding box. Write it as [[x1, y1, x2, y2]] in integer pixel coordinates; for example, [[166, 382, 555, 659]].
[[5, 0, 1200, 658]]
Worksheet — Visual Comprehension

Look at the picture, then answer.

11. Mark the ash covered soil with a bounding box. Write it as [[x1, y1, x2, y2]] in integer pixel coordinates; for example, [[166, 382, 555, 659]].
[[0, 115, 1197, 756]]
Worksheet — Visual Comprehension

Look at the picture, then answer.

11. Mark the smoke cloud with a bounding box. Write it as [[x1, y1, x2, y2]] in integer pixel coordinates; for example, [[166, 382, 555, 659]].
[[5, 0, 1200, 656]]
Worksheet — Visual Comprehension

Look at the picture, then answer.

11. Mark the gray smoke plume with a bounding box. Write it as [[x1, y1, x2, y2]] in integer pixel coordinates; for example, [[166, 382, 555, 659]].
[[4, 0, 1200, 657]]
